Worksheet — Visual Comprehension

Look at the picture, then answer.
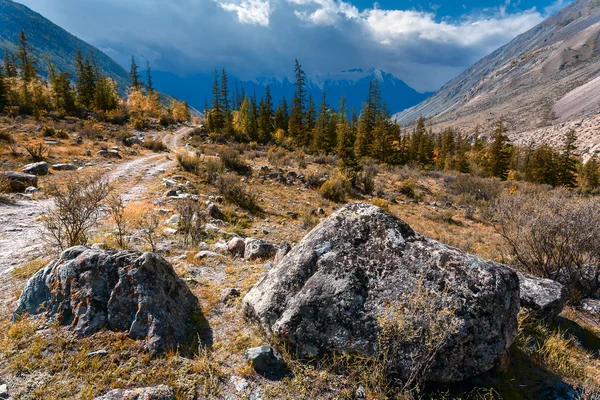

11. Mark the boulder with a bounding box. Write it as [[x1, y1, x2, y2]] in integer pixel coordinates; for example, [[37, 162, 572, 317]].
[[274, 242, 292, 264], [580, 298, 600, 315], [22, 161, 49, 176], [220, 287, 241, 304], [242, 203, 520, 383], [13, 247, 202, 355], [517, 272, 565, 320], [207, 202, 225, 220], [244, 239, 277, 261], [52, 163, 78, 171], [228, 237, 246, 258], [0, 171, 38, 192], [94, 385, 174, 400], [245, 345, 286, 375], [98, 149, 121, 158], [194, 250, 224, 260]]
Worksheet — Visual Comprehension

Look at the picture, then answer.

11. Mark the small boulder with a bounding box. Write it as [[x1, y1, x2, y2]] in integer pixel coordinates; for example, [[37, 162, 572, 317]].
[[0, 384, 7, 400], [0, 171, 38, 192], [580, 298, 600, 315], [517, 272, 565, 320], [25, 186, 40, 195], [228, 237, 246, 258], [52, 163, 77, 171], [22, 161, 49, 176], [13, 247, 203, 355], [245, 345, 286, 375], [207, 202, 225, 220], [194, 250, 224, 260], [165, 214, 181, 226], [242, 203, 520, 383], [94, 385, 174, 400], [98, 149, 121, 158], [220, 288, 241, 304], [244, 238, 277, 261], [274, 243, 292, 265], [165, 189, 178, 197]]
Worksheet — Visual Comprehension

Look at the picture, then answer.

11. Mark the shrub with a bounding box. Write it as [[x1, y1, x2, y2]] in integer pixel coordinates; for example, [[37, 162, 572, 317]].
[[23, 142, 49, 161], [372, 197, 389, 211], [137, 210, 161, 252], [446, 174, 503, 202], [106, 194, 128, 249], [216, 173, 261, 213], [176, 198, 207, 246], [41, 173, 111, 251], [306, 172, 325, 189], [143, 138, 168, 153], [398, 178, 417, 199], [204, 158, 221, 184], [320, 175, 348, 203], [356, 165, 377, 195], [177, 152, 202, 175], [220, 147, 250, 175], [494, 189, 600, 301], [301, 209, 320, 230]]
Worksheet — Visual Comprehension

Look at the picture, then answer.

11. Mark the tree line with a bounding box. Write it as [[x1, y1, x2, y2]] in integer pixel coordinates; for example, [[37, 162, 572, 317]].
[[0, 31, 190, 127]]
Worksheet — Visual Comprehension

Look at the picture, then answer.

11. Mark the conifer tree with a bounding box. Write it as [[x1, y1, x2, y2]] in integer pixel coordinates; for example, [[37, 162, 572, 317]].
[[146, 61, 154, 93], [581, 155, 600, 192], [274, 97, 289, 132], [3, 50, 17, 78], [129, 56, 141, 90], [523, 144, 558, 186], [557, 130, 579, 188], [289, 59, 306, 144], [75, 50, 98, 108], [17, 31, 37, 82], [210, 69, 224, 131], [94, 73, 118, 111], [0, 64, 6, 109], [221, 68, 230, 115], [306, 93, 316, 135], [484, 123, 512, 180], [258, 85, 274, 143], [336, 98, 360, 184], [248, 92, 259, 141], [311, 90, 329, 152]]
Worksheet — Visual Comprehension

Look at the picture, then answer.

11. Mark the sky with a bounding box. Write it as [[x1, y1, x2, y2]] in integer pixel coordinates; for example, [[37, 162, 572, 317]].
[[17, 0, 572, 92]]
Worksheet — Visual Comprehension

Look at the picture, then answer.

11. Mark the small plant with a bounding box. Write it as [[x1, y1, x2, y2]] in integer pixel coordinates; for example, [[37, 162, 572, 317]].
[[320, 175, 348, 203], [204, 158, 221, 184], [138, 210, 161, 252], [177, 152, 202, 175], [106, 194, 128, 249], [143, 138, 168, 153], [216, 173, 261, 212], [301, 209, 319, 230], [305, 172, 325, 189], [372, 197, 389, 211], [24, 142, 49, 161], [220, 148, 250, 175], [398, 178, 417, 199], [176, 198, 207, 246]]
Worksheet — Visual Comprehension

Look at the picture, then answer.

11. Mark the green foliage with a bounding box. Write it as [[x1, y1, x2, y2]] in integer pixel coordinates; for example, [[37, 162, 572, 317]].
[[289, 59, 307, 144], [484, 123, 512, 180], [320, 175, 349, 203]]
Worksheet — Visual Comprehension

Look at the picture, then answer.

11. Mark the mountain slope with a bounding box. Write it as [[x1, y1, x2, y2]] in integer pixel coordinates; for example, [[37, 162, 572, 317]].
[[0, 0, 129, 89], [153, 69, 431, 115], [394, 0, 600, 149]]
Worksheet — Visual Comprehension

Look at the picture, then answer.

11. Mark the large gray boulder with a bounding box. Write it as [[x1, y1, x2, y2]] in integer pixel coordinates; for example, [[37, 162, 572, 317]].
[[0, 171, 38, 192], [13, 247, 202, 355], [94, 385, 174, 400], [244, 238, 277, 261], [22, 161, 49, 176], [517, 272, 565, 320], [242, 203, 520, 383]]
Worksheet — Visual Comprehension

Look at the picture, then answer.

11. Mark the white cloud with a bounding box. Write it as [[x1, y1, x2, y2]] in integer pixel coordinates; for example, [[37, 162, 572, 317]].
[[219, 0, 273, 26]]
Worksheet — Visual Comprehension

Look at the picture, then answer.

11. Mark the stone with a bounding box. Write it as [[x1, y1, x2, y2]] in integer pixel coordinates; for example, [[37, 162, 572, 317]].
[[244, 239, 277, 261], [194, 251, 224, 260], [13, 247, 202, 355], [245, 345, 286, 375], [228, 237, 246, 258], [94, 385, 174, 400], [0, 171, 38, 192], [207, 202, 225, 220], [517, 272, 565, 320], [25, 186, 40, 194], [220, 287, 241, 304], [163, 228, 178, 235], [22, 161, 49, 176], [98, 149, 121, 158], [580, 298, 600, 315], [87, 349, 108, 358], [0, 384, 7, 400], [165, 189, 178, 197], [125, 136, 143, 145], [52, 163, 78, 171], [274, 243, 292, 265], [165, 214, 181, 226], [242, 203, 520, 383]]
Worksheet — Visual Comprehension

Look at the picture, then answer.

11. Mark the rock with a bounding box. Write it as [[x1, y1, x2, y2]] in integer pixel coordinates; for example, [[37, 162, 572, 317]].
[[94, 385, 175, 400], [13, 247, 202, 355], [22, 161, 49, 176], [163, 179, 178, 187], [165, 214, 181, 226], [274, 243, 292, 265], [220, 287, 241, 303], [228, 237, 246, 258], [245, 345, 286, 375], [518, 272, 565, 320], [87, 349, 108, 358], [52, 163, 77, 171], [580, 298, 600, 315], [242, 203, 520, 383], [165, 189, 178, 197], [207, 202, 225, 220], [163, 227, 178, 235], [0, 384, 7, 400], [125, 136, 143, 145], [98, 149, 121, 158], [25, 186, 40, 194], [244, 239, 277, 261], [0, 171, 38, 192], [194, 251, 224, 260]]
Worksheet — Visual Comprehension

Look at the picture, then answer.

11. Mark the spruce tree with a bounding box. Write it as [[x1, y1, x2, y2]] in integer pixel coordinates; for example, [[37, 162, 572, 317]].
[[289, 59, 306, 144], [0, 63, 6, 109], [485, 123, 512, 180], [248, 92, 259, 141], [310, 90, 329, 152], [210, 69, 223, 131], [3, 50, 17, 78], [129, 56, 141, 90], [258, 85, 274, 143], [557, 130, 579, 188], [581, 155, 600, 192], [146, 61, 154, 93], [94, 74, 118, 111], [75, 50, 97, 108], [274, 97, 289, 132], [17, 31, 37, 82], [221, 68, 230, 114], [336, 97, 360, 184]]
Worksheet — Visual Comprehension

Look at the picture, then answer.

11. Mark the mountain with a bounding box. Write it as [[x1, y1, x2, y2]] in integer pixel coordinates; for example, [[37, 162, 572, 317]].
[[0, 0, 129, 89], [152, 69, 432, 115], [394, 0, 600, 152]]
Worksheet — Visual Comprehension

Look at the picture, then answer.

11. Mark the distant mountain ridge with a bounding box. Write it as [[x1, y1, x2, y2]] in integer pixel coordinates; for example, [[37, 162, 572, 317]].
[[152, 68, 432, 115], [0, 0, 129, 89]]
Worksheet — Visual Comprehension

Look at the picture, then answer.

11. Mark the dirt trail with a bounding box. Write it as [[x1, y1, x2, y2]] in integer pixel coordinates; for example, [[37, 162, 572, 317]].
[[0, 127, 193, 276]]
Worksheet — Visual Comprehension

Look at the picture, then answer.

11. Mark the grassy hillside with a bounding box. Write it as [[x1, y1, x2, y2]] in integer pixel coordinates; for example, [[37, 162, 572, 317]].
[[0, 0, 129, 89]]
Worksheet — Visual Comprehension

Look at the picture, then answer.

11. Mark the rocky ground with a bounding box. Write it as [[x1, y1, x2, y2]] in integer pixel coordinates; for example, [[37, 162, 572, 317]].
[[0, 116, 599, 399]]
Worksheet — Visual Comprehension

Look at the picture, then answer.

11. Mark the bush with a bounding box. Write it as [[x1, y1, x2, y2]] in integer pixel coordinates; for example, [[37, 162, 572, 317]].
[[306, 172, 326, 189], [177, 152, 202, 175], [398, 178, 417, 199], [216, 173, 261, 212], [320, 175, 348, 203], [446, 174, 503, 202], [176, 198, 207, 246], [356, 165, 377, 195], [143, 138, 168, 153], [24, 142, 49, 161], [220, 147, 250, 175], [494, 190, 600, 301], [41, 173, 111, 251]]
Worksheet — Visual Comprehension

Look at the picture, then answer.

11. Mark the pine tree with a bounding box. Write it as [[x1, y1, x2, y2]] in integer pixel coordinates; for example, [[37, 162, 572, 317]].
[[306, 93, 316, 135], [258, 85, 274, 143], [0, 63, 6, 109], [581, 155, 600, 192], [557, 129, 579, 188], [248, 92, 259, 141], [221, 68, 230, 115], [146, 61, 154, 93], [129, 56, 141, 90], [289, 59, 306, 144], [484, 123, 512, 180], [17, 31, 37, 82], [311, 90, 329, 152], [336, 97, 360, 184], [274, 97, 289, 132], [75, 50, 98, 108], [210, 69, 224, 131], [523, 144, 558, 186], [94, 74, 119, 111], [3, 50, 17, 78]]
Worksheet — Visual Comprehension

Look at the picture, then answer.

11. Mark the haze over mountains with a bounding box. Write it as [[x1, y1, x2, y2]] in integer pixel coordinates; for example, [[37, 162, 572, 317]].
[[396, 0, 600, 154]]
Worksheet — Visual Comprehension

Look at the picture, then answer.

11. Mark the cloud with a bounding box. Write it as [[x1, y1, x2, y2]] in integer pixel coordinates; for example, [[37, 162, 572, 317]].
[[219, 0, 273, 26], [17, 0, 565, 92]]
